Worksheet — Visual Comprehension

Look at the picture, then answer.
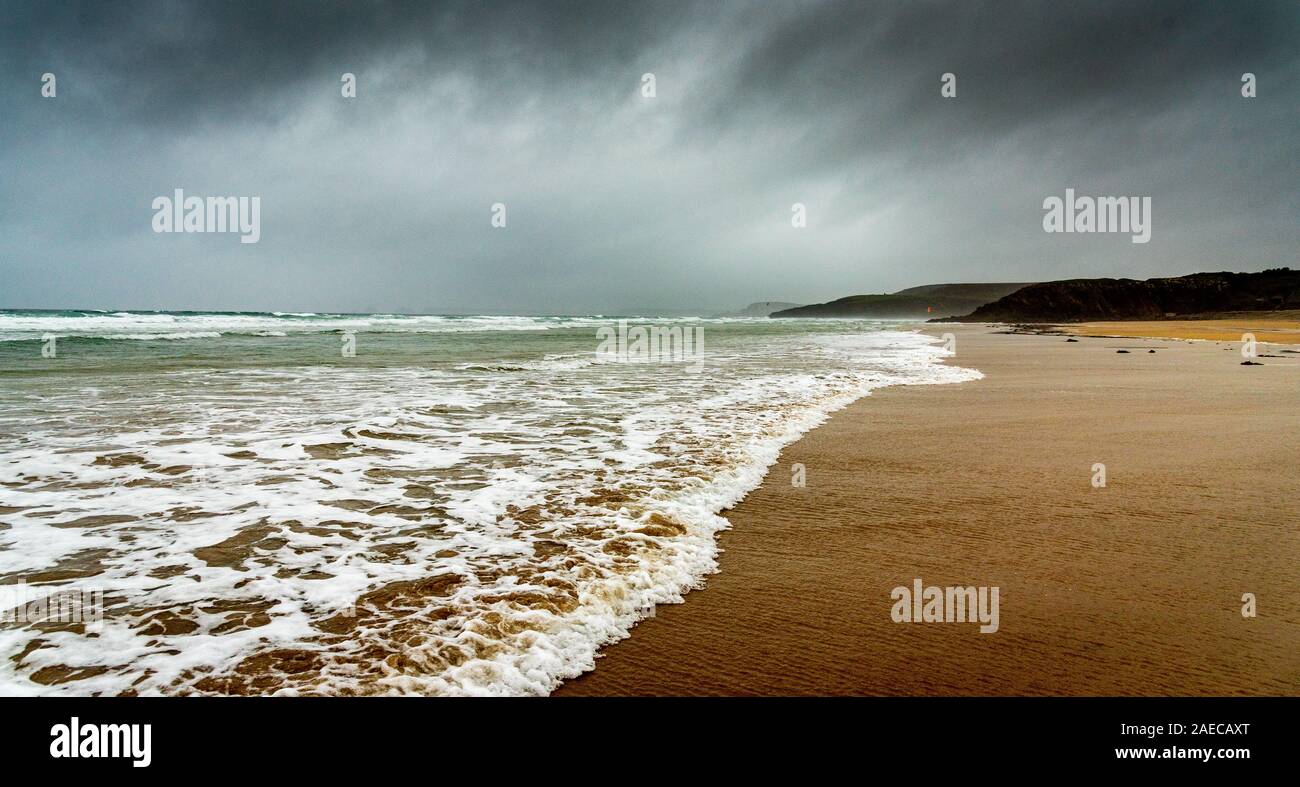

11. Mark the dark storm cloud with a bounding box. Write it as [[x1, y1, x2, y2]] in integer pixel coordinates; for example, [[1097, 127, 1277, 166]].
[[0, 0, 704, 126], [698, 1, 1297, 173], [1, 0, 1297, 313]]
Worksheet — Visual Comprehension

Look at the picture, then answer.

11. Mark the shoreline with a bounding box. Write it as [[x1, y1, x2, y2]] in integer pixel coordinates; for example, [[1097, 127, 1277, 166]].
[[555, 325, 1300, 696]]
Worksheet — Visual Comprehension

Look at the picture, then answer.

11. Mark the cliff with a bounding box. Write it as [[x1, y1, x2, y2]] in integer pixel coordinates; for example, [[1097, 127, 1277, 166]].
[[772, 283, 1031, 319], [945, 269, 1300, 323]]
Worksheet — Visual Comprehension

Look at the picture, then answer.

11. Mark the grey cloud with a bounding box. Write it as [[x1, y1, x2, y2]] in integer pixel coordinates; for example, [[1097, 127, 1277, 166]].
[[0, 0, 1296, 313]]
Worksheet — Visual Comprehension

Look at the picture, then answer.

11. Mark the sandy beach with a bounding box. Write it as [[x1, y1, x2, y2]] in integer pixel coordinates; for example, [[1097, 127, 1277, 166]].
[[1066, 314, 1300, 344], [557, 325, 1300, 696]]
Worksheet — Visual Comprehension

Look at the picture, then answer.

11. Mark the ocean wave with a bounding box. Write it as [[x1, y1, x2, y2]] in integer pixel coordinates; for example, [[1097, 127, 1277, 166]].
[[0, 312, 799, 343], [0, 327, 977, 696], [0, 312, 544, 340]]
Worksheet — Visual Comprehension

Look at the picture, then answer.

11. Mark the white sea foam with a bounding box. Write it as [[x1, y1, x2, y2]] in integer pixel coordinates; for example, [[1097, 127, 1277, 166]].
[[0, 326, 977, 695], [0, 312, 603, 341]]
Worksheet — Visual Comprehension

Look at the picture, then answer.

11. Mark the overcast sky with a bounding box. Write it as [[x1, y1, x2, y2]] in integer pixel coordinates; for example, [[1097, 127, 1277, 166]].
[[1, 0, 1297, 314]]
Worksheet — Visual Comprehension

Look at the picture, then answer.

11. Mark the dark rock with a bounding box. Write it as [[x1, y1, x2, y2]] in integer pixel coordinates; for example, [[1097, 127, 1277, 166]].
[[946, 268, 1299, 323], [775, 283, 1031, 319]]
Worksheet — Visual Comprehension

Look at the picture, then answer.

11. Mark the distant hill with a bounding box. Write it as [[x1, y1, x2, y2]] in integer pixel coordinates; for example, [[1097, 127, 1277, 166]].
[[771, 283, 1031, 319], [944, 269, 1300, 323], [720, 301, 803, 318]]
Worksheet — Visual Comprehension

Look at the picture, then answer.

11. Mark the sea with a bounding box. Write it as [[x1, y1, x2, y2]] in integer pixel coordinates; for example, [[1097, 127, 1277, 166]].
[[0, 310, 979, 695]]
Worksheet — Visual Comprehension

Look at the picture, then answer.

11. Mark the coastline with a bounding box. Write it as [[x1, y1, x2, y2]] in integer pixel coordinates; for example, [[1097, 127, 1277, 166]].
[[555, 324, 1300, 696]]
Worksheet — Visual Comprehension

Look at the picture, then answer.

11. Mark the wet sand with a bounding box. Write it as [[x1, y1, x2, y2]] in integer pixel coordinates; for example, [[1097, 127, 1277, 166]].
[[556, 325, 1300, 695]]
